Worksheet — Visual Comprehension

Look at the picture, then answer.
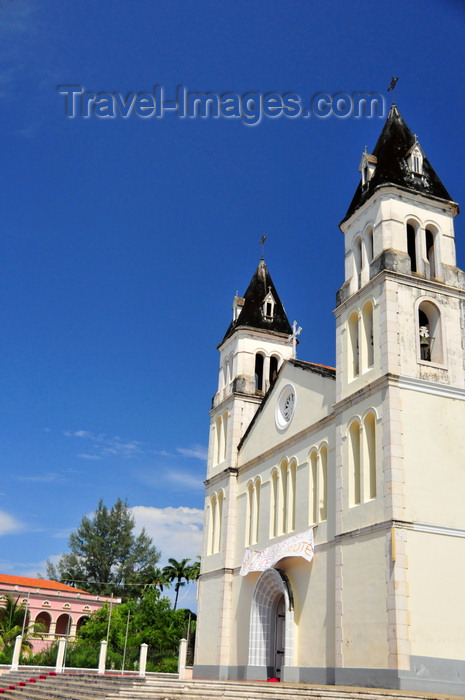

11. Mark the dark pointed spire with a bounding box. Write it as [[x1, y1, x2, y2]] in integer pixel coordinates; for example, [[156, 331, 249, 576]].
[[221, 259, 292, 344], [342, 105, 454, 224]]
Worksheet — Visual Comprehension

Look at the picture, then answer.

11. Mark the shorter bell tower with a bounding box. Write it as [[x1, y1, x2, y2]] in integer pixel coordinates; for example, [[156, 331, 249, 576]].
[[198, 258, 294, 677], [206, 258, 294, 482]]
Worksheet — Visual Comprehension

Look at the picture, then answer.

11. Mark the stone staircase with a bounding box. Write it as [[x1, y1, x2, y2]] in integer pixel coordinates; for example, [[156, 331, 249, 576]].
[[0, 671, 456, 700]]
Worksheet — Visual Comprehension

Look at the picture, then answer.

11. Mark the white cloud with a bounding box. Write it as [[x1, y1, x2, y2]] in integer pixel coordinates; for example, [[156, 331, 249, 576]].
[[52, 528, 73, 540], [12, 555, 60, 579], [65, 430, 144, 460], [73, 430, 94, 439], [0, 1, 36, 94], [64, 430, 207, 471], [0, 511, 22, 535], [176, 444, 208, 461], [131, 506, 203, 566], [16, 472, 65, 483], [166, 470, 205, 491], [131, 506, 204, 610], [136, 466, 204, 492], [0, 1, 34, 36]]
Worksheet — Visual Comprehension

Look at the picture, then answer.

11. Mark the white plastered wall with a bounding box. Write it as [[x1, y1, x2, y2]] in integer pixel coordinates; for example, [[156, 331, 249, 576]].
[[400, 389, 465, 527], [339, 532, 390, 668], [406, 529, 465, 661]]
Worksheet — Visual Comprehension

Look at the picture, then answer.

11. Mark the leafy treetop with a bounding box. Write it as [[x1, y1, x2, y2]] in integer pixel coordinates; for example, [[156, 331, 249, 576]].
[[46, 498, 160, 599]]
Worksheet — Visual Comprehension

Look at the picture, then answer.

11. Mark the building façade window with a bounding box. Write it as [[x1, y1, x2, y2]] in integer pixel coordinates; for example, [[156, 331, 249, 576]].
[[418, 300, 444, 365]]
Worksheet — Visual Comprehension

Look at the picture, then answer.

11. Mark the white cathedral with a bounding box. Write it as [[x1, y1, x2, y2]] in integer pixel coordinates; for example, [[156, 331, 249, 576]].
[[193, 106, 465, 696]]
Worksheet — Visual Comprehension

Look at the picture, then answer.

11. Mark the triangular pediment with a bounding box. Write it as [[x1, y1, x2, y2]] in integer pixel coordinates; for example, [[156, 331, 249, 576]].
[[238, 359, 335, 465]]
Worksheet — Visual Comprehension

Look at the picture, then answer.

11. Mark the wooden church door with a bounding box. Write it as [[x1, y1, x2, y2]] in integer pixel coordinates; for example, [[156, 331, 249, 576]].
[[274, 594, 285, 678]]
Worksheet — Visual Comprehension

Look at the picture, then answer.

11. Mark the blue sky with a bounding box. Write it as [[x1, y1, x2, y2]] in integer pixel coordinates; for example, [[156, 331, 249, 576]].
[[1, 0, 464, 611]]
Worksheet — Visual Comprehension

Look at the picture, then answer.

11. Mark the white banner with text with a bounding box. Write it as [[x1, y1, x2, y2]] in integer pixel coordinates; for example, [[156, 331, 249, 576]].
[[240, 528, 314, 576]]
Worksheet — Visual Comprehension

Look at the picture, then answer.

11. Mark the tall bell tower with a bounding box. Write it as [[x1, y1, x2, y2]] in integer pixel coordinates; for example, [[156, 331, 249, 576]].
[[336, 104, 464, 403], [333, 105, 465, 680]]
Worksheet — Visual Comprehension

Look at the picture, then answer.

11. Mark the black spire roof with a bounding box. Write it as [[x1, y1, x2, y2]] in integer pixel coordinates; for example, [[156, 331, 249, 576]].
[[221, 259, 292, 344], [342, 105, 454, 224]]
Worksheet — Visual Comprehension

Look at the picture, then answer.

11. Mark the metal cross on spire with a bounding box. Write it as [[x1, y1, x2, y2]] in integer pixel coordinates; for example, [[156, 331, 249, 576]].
[[260, 235, 267, 259], [288, 320, 302, 359], [387, 76, 399, 104]]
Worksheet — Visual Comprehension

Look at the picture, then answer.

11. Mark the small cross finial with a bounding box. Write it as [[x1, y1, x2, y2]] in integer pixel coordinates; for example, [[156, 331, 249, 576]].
[[288, 320, 302, 359], [387, 76, 399, 104], [260, 235, 267, 259]]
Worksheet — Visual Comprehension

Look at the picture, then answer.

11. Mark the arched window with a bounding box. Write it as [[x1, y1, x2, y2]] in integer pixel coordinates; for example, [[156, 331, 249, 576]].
[[76, 616, 89, 633], [246, 479, 261, 545], [222, 411, 228, 462], [270, 459, 295, 538], [215, 417, 222, 465], [354, 237, 362, 289], [270, 469, 279, 538], [280, 459, 288, 535], [254, 478, 261, 543], [363, 413, 376, 500], [208, 491, 224, 554], [348, 312, 360, 378], [262, 291, 276, 321], [208, 493, 217, 555], [348, 413, 377, 508], [362, 301, 374, 369], [55, 614, 72, 636], [255, 353, 265, 391], [288, 460, 297, 533], [35, 611, 51, 634], [418, 300, 443, 364], [407, 222, 417, 273], [310, 450, 318, 525], [349, 421, 361, 507], [247, 483, 254, 545], [213, 412, 228, 466], [216, 490, 224, 552], [319, 445, 328, 522], [229, 352, 234, 380], [309, 446, 328, 525], [364, 226, 373, 266], [425, 227, 435, 279], [269, 355, 279, 385], [409, 144, 423, 175]]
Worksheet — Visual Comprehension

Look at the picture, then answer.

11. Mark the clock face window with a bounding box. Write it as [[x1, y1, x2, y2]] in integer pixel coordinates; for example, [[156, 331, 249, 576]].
[[276, 384, 296, 430]]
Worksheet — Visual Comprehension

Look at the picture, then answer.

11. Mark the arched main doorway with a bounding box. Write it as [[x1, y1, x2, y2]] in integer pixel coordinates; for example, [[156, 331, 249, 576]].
[[247, 568, 294, 680]]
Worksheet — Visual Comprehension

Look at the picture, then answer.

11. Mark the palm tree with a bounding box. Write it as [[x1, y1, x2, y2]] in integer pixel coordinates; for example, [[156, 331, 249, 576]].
[[142, 566, 170, 593], [0, 594, 45, 657], [162, 558, 192, 611], [188, 557, 201, 581]]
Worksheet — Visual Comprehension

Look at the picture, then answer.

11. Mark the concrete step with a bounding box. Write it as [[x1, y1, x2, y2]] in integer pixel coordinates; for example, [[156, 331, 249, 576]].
[[0, 673, 455, 700], [0, 672, 145, 700], [126, 678, 455, 700]]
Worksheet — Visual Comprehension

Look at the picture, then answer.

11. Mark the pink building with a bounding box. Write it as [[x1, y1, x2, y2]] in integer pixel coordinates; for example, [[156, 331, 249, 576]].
[[0, 574, 119, 653]]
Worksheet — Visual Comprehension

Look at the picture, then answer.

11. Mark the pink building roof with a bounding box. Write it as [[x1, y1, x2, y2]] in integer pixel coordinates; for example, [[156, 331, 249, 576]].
[[0, 574, 88, 595]]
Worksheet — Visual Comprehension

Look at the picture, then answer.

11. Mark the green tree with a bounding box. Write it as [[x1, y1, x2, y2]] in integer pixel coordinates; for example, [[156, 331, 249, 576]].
[[141, 566, 170, 593], [30, 589, 195, 671], [162, 557, 194, 610], [188, 557, 201, 581], [46, 498, 160, 599], [0, 594, 44, 658]]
